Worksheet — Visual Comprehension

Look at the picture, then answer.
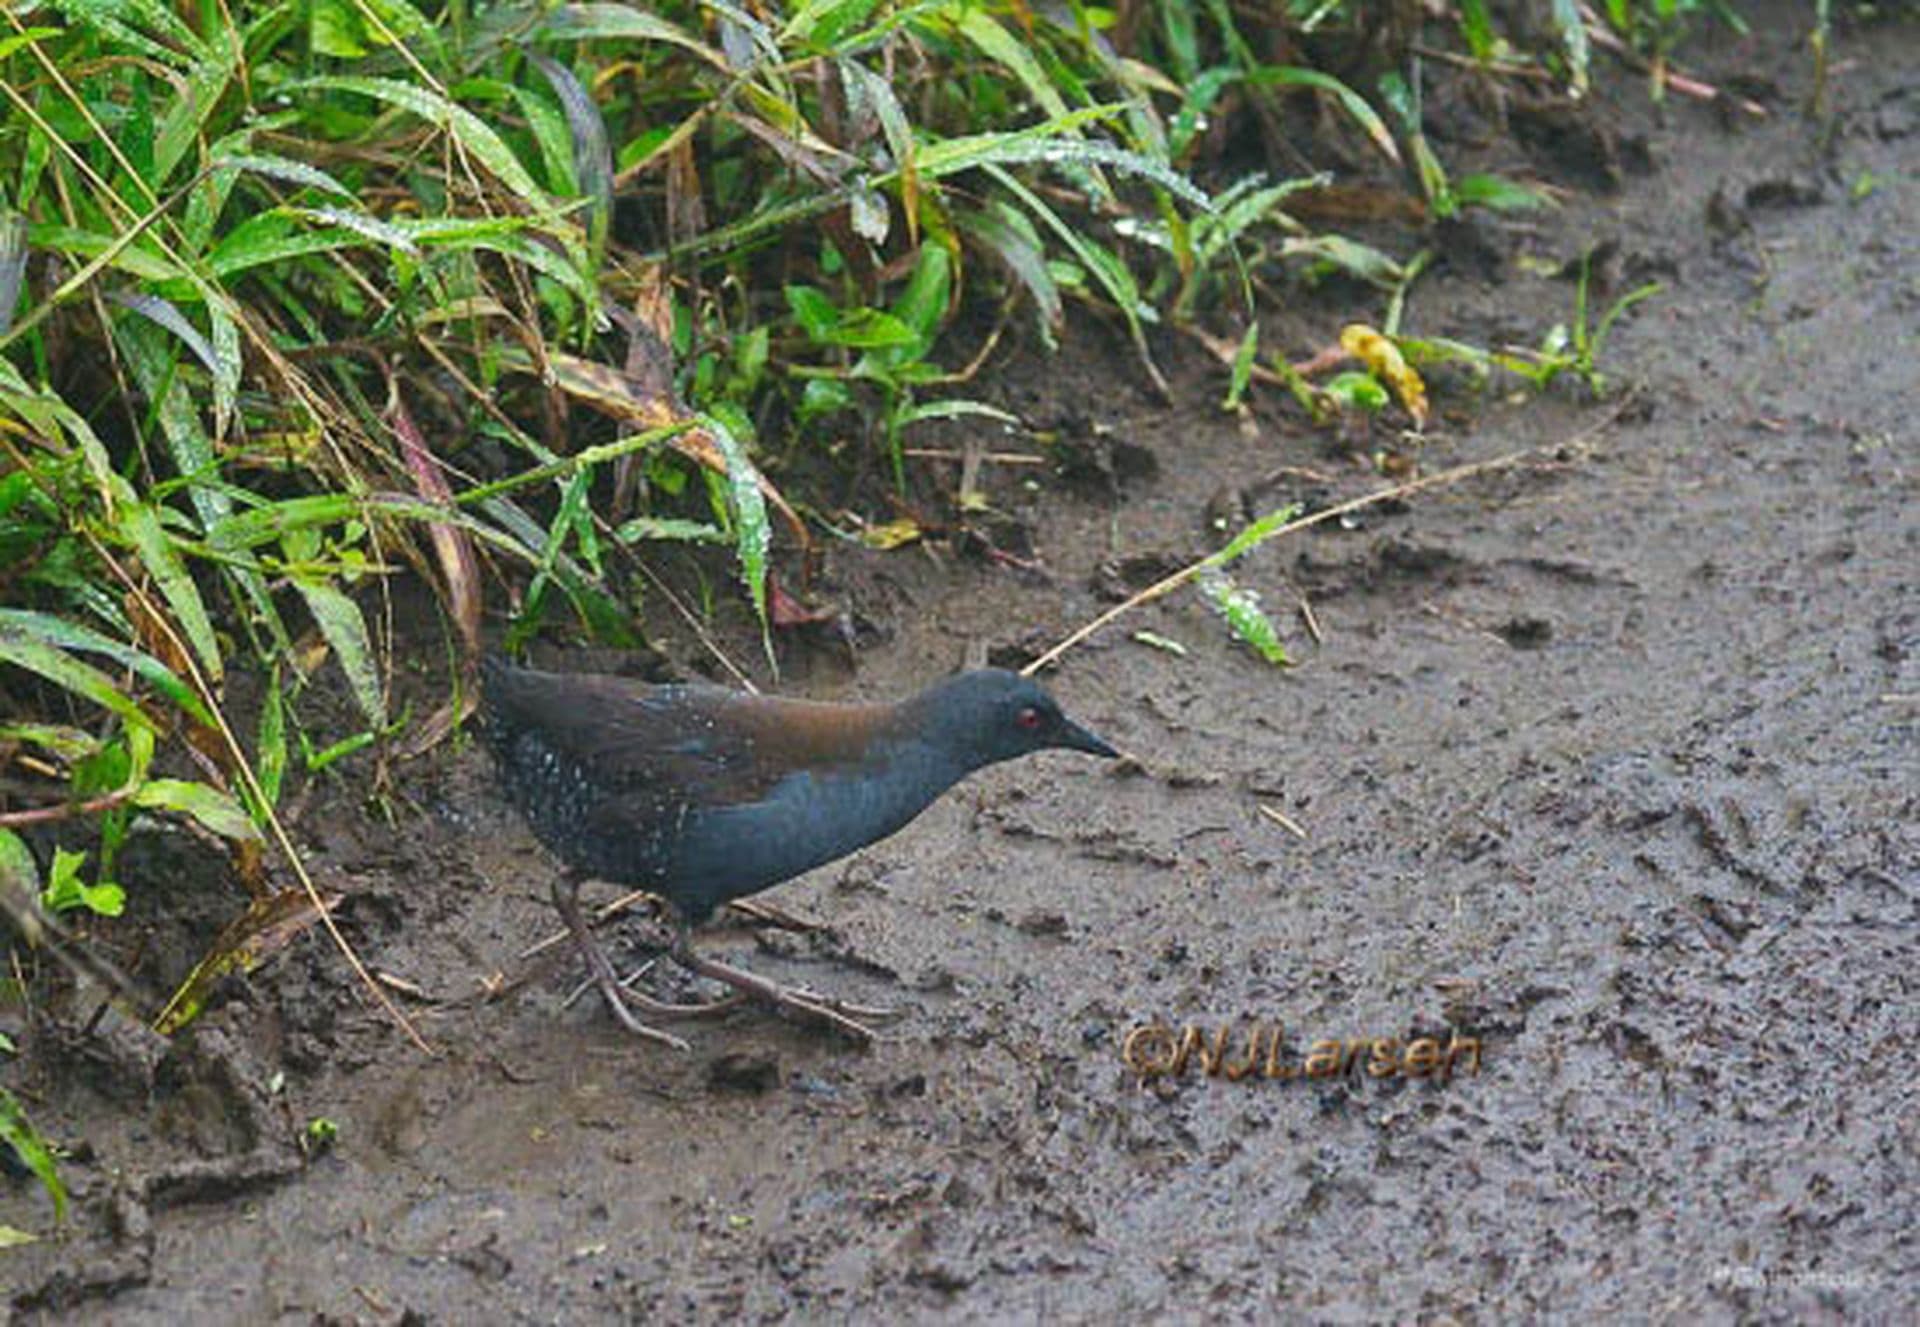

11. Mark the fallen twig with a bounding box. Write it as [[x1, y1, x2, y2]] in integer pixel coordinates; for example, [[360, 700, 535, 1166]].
[[1580, 6, 1769, 118], [1023, 400, 1633, 676]]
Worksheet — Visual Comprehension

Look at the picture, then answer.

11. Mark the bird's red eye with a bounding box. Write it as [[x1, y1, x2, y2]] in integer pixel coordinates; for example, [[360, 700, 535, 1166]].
[[1016, 705, 1043, 730]]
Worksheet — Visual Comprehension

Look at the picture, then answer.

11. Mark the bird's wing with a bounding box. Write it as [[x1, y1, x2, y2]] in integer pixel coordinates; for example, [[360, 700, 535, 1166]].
[[484, 666, 895, 809]]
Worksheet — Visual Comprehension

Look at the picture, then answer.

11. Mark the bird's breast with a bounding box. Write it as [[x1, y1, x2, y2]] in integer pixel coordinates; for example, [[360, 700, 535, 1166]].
[[667, 744, 965, 915]]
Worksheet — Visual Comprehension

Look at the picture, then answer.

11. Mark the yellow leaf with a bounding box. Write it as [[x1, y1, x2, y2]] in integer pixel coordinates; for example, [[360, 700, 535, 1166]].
[[858, 519, 924, 551], [1340, 324, 1429, 427]]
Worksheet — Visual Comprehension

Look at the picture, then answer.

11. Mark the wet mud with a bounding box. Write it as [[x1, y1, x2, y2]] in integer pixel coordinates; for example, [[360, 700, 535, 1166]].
[[4, 5, 1915, 1321]]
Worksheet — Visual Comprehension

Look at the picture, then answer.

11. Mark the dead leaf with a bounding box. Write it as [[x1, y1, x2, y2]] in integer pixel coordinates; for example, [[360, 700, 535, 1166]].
[[539, 350, 811, 553], [767, 575, 835, 628]]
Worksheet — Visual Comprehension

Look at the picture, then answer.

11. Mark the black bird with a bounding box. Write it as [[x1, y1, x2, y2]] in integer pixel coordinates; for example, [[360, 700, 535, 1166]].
[[480, 657, 1118, 1046]]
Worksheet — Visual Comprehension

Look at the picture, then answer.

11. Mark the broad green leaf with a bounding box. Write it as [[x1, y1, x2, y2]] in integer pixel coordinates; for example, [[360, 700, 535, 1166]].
[[1168, 67, 1239, 157], [1190, 174, 1324, 268], [0, 724, 101, 762], [782, 0, 883, 47], [920, 132, 1209, 212], [520, 468, 595, 631], [290, 576, 386, 729], [0, 617, 155, 731], [704, 414, 771, 658], [0, 608, 209, 725], [154, 23, 237, 185], [310, 0, 368, 57], [527, 52, 613, 264], [987, 163, 1167, 393], [1246, 67, 1400, 166], [412, 226, 596, 311], [210, 153, 354, 199], [256, 665, 286, 810], [0, 1090, 65, 1223], [1226, 322, 1258, 410], [44, 0, 183, 65], [205, 296, 242, 441], [0, 29, 61, 63], [785, 285, 838, 341], [114, 493, 223, 684], [542, 3, 728, 68], [134, 779, 260, 841], [797, 377, 854, 423], [889, 243, 950, 348], [615, 517, 728, 544], [1197, 567, 1290, 666], [109, 292, 237, 441], [1160, 2, 1200, 81], [293, 207, 421, 255], [0, 830, 40, 904], [116, 314, 229, 534], [954, 203, 1059, 339], [1324, 370, 1390, 411], [0, 359, 117, 503], [207, 216, 361, 279], [829, 308, 919, 349], [892, 398, 1019, 428], [509, 82, 581, 199], [42, 847, 123, 918], [23, 224, 177, 282], [1280, 234, 1406, 288], [1459, 0, 1496, 60], [288, 77, 551, 211], [953, 9, 1073, 125], [1454, 174, 1551, 212], [662, 108, 1122, 262], [1210, 504, 1303, 567]]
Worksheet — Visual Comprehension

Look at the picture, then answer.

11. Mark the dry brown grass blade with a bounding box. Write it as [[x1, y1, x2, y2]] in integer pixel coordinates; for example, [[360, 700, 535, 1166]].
[[384, 386, 481, 657], [1190, 325, 1348, 385], [153, 887, 343, 1035]]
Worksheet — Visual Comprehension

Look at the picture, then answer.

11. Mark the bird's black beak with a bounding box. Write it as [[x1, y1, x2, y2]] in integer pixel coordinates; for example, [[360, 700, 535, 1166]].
[[1058, 717, 1120, 759]]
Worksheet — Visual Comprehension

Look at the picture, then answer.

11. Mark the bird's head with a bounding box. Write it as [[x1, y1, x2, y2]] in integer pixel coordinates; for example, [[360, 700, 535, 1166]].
[[905, 668, 1119, 771]]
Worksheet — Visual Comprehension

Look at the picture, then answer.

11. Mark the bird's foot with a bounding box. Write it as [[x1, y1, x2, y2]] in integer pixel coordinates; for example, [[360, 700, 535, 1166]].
[[565, 957, 749, 1020], [585, 974, 694, 1052], [551, 876, 692, 1051], [669, 944, 899, 1042]]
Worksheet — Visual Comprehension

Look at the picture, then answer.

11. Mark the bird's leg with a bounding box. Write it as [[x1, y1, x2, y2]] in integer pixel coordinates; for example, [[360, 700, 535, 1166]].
[[665, 915, 900, 1042], [549, 871, 690, 1051]]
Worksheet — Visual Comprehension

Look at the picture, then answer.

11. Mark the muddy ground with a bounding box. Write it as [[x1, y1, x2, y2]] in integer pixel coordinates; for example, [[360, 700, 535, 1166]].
[[4, 5, 1915, 1322]]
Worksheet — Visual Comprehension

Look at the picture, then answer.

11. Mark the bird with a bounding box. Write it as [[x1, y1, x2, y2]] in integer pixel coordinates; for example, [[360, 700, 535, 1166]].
[[478, 656, 1119, 1047]]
